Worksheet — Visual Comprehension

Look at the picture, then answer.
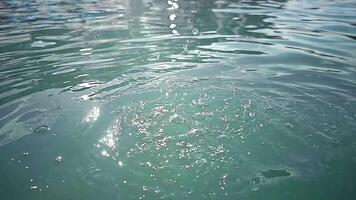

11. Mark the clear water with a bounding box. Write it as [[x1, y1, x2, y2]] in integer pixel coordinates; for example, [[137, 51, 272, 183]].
[[1, 0, 356, 199]]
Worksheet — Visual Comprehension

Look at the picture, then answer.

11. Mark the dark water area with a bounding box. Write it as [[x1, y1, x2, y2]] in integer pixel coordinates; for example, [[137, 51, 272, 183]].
[[1, 0, 356, 199]]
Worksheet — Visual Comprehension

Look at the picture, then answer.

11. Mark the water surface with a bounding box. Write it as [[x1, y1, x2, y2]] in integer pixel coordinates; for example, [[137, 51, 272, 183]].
[[1, 0, 356, 199]]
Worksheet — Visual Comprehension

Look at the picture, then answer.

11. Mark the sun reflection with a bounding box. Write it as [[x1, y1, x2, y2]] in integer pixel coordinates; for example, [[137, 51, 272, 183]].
[[79, 48, 92, 56], [84, 106, 100, 122], [97, 115, 122, 158], [99, 129, 117, 149], [101, 150, 110, 157]]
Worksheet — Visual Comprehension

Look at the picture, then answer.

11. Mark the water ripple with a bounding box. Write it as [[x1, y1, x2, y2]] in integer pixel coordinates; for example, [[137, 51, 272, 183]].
[[1, 0, 356, 199]]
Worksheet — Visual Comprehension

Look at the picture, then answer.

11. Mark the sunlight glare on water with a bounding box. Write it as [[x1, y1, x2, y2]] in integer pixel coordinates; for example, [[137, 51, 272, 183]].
[[0, 0, 356, 199]]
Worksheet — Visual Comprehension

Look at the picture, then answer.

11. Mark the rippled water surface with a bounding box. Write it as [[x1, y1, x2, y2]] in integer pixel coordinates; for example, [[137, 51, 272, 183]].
[[1, 0, 356, 199]]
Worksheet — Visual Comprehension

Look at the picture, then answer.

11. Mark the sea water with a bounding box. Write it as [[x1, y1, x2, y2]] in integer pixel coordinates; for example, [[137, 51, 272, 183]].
[[1, 0, 356, 199]]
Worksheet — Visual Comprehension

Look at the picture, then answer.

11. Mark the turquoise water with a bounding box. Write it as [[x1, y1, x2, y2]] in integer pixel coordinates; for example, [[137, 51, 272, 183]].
[[1, 0, 356, 199]]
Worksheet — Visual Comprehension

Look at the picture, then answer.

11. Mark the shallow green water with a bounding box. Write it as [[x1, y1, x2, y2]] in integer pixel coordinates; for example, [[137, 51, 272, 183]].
[[1, 0, 356, 199]]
